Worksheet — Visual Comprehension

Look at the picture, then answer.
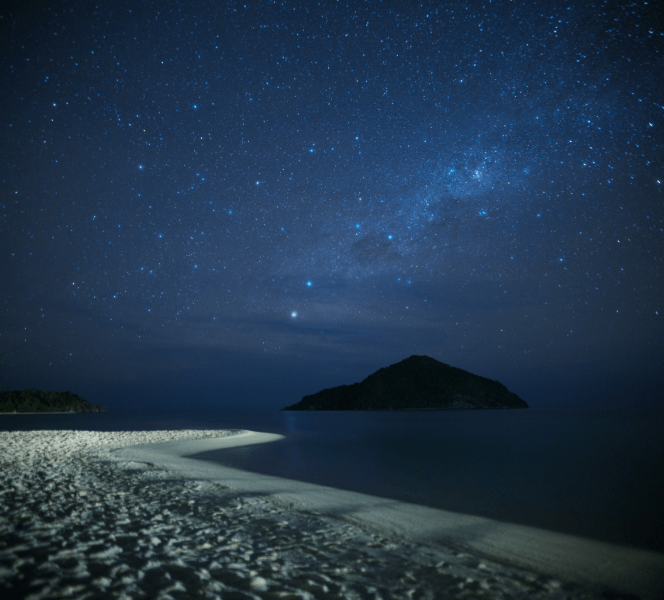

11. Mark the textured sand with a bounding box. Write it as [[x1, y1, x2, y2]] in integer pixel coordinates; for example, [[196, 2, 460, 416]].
[[1, 429, 662, 599]]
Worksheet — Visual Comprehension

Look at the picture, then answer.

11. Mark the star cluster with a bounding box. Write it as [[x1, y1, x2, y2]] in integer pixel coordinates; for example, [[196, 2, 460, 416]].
[[1, 1, 662, 409]]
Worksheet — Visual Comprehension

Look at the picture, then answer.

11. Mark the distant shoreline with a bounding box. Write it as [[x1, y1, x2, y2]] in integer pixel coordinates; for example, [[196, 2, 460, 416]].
[[0, 389, 107, 413], [0, 411, 107, 415]]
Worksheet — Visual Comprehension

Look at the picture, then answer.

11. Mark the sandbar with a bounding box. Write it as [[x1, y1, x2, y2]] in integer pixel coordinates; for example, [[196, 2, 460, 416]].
[[113, 430, 664, 600], [2, 429, 663, 599]]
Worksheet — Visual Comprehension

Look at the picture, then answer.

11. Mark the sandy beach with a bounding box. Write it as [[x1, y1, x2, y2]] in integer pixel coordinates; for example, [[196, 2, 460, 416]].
[[1, 429, 662, 600]]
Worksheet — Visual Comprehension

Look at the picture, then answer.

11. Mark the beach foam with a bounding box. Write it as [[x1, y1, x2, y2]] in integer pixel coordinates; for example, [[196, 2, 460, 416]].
[[1, 429, 662, 599]]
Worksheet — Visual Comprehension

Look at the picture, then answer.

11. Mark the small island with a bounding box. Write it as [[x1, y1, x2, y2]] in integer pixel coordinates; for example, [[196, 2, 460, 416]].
[[283, 355, 528, 411], [0, 389, 107, 413]]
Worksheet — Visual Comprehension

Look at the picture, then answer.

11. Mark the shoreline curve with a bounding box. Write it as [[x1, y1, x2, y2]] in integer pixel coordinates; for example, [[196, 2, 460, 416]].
[[110, 430, 664, 600]]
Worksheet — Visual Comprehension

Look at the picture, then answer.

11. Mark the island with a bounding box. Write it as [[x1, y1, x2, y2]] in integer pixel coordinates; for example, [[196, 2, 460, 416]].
[[0, 389, 107, 413], [282, 355, 528, 411]]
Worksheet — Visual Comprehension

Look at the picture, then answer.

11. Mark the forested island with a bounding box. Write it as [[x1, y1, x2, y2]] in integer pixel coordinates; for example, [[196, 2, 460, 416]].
[[283, 355, 528, 411], [0, 390, 107, 413]]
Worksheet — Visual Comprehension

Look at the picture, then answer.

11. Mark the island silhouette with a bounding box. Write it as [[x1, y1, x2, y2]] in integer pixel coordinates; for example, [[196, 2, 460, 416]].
[[283, 355, 528, 411], [0, 390, 107, 413]]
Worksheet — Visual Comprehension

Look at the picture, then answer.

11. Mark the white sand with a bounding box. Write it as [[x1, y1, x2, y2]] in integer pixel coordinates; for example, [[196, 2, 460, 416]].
[[2, 429, 663, 599]]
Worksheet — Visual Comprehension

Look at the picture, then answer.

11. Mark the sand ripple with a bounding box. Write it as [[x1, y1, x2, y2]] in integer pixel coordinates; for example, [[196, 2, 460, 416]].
[[1, 430, 616, 599]]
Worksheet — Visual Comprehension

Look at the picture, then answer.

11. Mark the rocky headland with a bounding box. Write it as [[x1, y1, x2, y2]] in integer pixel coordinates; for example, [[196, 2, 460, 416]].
[[0, 389, 107, 413], [283, 355, 527, 411]]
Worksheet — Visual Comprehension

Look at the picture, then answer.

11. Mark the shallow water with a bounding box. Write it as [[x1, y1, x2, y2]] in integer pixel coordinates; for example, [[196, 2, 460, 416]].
[[2, 408, 663, 552]]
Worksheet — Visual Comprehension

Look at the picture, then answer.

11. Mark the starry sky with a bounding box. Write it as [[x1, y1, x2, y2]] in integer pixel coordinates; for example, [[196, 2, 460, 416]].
[[1, 0, 662, 411]]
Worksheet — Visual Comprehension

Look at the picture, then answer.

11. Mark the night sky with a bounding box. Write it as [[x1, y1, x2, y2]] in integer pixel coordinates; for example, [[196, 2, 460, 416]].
[[1, 1, 662, 411]]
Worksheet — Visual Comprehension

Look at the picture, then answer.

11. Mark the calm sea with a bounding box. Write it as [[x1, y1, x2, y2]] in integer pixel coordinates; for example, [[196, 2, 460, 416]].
[[2, 408, 663, 553]]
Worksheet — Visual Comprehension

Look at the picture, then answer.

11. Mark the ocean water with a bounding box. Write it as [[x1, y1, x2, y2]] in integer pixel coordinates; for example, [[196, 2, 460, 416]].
[[2, 408, 663, 553]]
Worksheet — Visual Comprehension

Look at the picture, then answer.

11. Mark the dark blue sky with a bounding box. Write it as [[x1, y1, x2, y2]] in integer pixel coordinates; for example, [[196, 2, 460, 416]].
[[1, 0, 662, 411]]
